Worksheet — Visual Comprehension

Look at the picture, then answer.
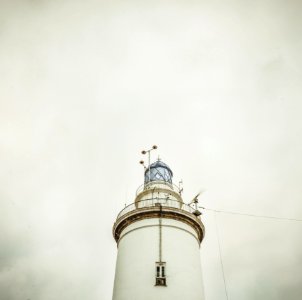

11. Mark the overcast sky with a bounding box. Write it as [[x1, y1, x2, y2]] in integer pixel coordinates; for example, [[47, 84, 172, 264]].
[[1, 0, 302, 299]]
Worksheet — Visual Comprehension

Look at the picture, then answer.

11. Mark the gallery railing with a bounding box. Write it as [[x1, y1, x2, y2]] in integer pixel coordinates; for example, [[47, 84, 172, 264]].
[[116, 198, 196, 220]]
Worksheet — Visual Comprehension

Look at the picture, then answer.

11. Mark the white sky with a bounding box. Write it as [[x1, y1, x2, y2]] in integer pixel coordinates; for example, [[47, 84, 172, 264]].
[[1, 0, 302, 299]]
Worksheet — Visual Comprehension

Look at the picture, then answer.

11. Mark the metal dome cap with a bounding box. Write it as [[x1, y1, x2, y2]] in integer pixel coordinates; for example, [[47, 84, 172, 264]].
[[144, 160, 173, 184]]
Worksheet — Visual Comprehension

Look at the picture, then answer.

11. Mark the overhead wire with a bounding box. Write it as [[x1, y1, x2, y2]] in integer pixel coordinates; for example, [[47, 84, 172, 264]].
[[201, 205, 302, 300], [202, 207, 302, 222], [214, 211, 229, 300]]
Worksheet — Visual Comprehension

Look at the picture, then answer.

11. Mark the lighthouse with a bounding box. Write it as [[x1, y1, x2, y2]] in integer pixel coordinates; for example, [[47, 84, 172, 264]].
[[112, 150, 205, 300]]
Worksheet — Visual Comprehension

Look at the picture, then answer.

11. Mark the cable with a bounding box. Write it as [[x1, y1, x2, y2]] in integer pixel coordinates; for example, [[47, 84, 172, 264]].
[[204, 205, 302, 300], [202, 207, 302, 222], [214, 211, 229, 300]]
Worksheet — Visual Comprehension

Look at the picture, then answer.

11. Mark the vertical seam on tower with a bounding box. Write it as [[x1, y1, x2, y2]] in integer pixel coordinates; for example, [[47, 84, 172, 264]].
[[159, 205, 162, 262]]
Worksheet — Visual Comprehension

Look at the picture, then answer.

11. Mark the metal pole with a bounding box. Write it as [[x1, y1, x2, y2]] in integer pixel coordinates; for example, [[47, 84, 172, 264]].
[[159, 204, 162, 262]]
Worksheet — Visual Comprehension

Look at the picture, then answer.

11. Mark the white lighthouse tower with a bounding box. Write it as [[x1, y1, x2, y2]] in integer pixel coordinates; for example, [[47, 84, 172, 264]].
[[112, 150, 205, 300]]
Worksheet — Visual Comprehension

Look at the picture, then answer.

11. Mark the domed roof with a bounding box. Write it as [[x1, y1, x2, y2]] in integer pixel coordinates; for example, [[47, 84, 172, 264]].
[[144, 160, 173, 183]]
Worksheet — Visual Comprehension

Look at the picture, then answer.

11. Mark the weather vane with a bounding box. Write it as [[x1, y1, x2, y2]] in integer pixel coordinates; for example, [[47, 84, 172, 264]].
[[139, 145, 158, 182], [189, 191, 204, 216]]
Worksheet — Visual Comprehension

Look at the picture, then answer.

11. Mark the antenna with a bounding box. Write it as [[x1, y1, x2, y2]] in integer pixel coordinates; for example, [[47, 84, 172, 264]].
[[179, 180, 183, 196]]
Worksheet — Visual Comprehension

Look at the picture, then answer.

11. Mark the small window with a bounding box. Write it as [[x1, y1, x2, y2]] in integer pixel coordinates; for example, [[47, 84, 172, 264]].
[[155, 262, 166, 286]]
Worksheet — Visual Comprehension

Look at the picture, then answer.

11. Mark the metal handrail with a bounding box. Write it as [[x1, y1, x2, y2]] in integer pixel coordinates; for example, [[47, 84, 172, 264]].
[[135, 181, 180, 196], [116, 198, 195, 220]]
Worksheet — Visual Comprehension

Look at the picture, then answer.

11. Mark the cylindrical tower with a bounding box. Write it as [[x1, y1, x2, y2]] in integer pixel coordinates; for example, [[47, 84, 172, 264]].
[[112, 160, 205, 300]]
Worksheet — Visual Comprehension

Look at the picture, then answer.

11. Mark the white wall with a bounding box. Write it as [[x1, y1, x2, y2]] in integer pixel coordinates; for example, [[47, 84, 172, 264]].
[[112, 218, 205, 300]]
